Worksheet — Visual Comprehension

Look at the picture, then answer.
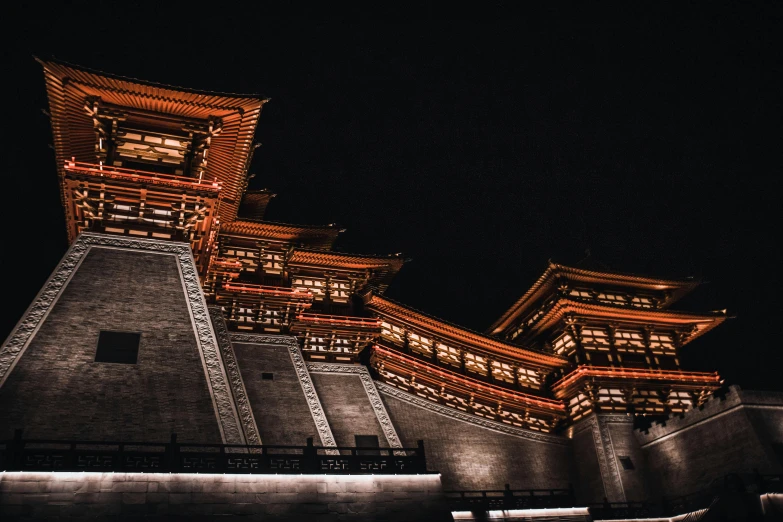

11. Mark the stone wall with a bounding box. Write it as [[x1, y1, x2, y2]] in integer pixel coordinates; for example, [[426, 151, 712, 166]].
[[232, 341, 321, 446], [378, 386, 572, 491], [636, 386, 783, 498], [604, 417, 649, 502], [571, 415, 651, 503], [570, 419, 605, 504], [0, 471, 447, 521], [311, 373, 390, 448], [0, 247, 222, 443]]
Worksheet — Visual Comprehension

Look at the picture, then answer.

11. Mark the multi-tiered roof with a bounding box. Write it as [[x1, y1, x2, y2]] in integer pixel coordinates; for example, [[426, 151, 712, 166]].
[[40, 60, 728, 432]]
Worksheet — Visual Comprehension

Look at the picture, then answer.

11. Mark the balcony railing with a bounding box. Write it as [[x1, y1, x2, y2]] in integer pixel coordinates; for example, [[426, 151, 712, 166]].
[[1, 432, 427, 475], [222, 282, 314, 300], [64, 160, 221, 193], [296, 313, 382, 329], [445, 485, 575, 511]]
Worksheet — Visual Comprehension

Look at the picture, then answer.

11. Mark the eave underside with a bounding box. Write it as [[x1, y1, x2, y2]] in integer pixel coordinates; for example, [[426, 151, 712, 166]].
[[40, 59, 265, 228], [488, 263, 701, 336]]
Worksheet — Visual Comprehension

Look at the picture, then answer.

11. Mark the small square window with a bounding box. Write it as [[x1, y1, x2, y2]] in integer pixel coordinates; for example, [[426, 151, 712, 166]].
[[618, 456, 635, 470], [262, 373, 274, 380], [95, 331, 140, 364]]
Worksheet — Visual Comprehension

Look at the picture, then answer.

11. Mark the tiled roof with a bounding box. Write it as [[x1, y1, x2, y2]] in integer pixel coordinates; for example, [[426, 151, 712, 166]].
[[39, 58, 267, 225], [288, 249, 406, 293], [522, 298, 727, 344], [365, 294, 567, 368], [219, 220, 342, 250], [488, 262, 701, 336]]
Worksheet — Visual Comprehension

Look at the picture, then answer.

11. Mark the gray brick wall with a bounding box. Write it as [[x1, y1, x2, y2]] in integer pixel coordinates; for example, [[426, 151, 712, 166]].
[[641, 408, 780, 497], [605, 420, 650, 502], [380, 393, 572, 491], [232, 342, 319, 446], [311, 373, 390, 448], [571, 423, 605, 503], [0, 248, 221, 443], [0, 471, 447, 521], [636, 387, 783, 498]]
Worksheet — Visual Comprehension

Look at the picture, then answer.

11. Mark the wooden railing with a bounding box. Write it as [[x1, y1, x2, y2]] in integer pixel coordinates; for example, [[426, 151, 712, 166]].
[[64, 161, 221, 193], [0, 432, 427, 475]]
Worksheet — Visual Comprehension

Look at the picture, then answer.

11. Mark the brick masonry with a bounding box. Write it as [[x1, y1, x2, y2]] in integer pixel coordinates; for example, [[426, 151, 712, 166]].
[[311, 373, 390, 449], [0, 247, 221, 443], [570, 420, 604, 504], [379, 392, 572, 491], [232, 342, 321, 446], [635, 386, 783, 498], [0, 471, 447, 521], [605, 418, 649, 502]]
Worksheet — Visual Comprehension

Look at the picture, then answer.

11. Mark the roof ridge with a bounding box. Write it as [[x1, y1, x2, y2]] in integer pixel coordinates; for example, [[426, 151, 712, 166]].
[[38, 56, 270, 101], [488, 261, 703, 335], [550, 260, 700, 285], [295, 247, 404, 259], [231, 219, 340, 230]]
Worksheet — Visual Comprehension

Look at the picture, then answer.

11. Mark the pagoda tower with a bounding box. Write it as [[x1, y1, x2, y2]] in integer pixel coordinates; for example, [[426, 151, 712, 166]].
[[40, 59, 267, 275], [487, 262, 727, 421]]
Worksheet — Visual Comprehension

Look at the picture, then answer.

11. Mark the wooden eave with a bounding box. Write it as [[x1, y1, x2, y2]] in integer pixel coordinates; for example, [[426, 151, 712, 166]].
[[365, 294, 568, 369], [39, 59, 267, 228], [488, 262, 701, 336], [288, 249, 405, 293], [371, 345, 566, 415], [550, 365, 722, 399], [219, 220, 342, 250], [288, 249, 405, 271], [522, 298, 727, 344], [237, 189, 276, 220]]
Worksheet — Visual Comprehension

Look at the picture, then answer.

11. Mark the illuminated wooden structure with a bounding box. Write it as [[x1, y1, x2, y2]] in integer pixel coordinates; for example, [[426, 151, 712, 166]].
[[209, 225, 404, 357], [364, 294, 569, 432], [40, 58, 267, 273], [488, 262, 727, 421], [40, 60, 729, 427], [202, 180, 404, 357]]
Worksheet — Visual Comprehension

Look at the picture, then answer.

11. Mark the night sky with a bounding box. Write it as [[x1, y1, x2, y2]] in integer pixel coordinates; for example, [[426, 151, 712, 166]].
[[3, 6, 781, 391]]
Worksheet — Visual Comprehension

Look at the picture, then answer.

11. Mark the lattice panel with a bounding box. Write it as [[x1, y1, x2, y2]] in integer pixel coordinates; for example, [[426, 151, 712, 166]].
[[269, 457, 302, 471]]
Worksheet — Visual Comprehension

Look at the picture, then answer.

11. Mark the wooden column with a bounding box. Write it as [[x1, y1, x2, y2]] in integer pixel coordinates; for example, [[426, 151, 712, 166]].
[[565, 315, 586, 366], [607, 323, 620, 367], [486, 357, 495, 383]]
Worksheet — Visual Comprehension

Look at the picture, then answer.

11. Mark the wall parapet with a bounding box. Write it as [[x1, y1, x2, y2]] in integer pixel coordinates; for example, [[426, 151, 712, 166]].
[[635, 385, 783, 446]]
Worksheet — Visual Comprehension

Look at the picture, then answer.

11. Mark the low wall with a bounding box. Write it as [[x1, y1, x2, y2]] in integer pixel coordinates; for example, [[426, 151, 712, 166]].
[[0, 471, 447, 521]]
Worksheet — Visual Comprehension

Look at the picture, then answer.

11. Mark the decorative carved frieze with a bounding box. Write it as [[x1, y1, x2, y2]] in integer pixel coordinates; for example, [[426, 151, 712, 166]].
[[573, 414, 631, 502], [305, 362, 403, 449], [209, 307, 261, 445], [229, 333, 338, 453], [0, 232, 246, 445]]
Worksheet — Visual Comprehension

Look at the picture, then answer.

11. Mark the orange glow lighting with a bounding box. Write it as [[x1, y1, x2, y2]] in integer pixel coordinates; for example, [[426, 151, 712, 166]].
[[550, 365, 721, 392], [223, 283, 313, 299], [297, 314, 381, 328], [65, 161, 221, 192], [373, 345, 565, 411]]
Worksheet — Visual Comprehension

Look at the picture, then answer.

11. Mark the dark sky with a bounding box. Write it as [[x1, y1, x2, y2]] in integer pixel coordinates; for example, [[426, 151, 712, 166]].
[[2, 6, 781, 391]]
